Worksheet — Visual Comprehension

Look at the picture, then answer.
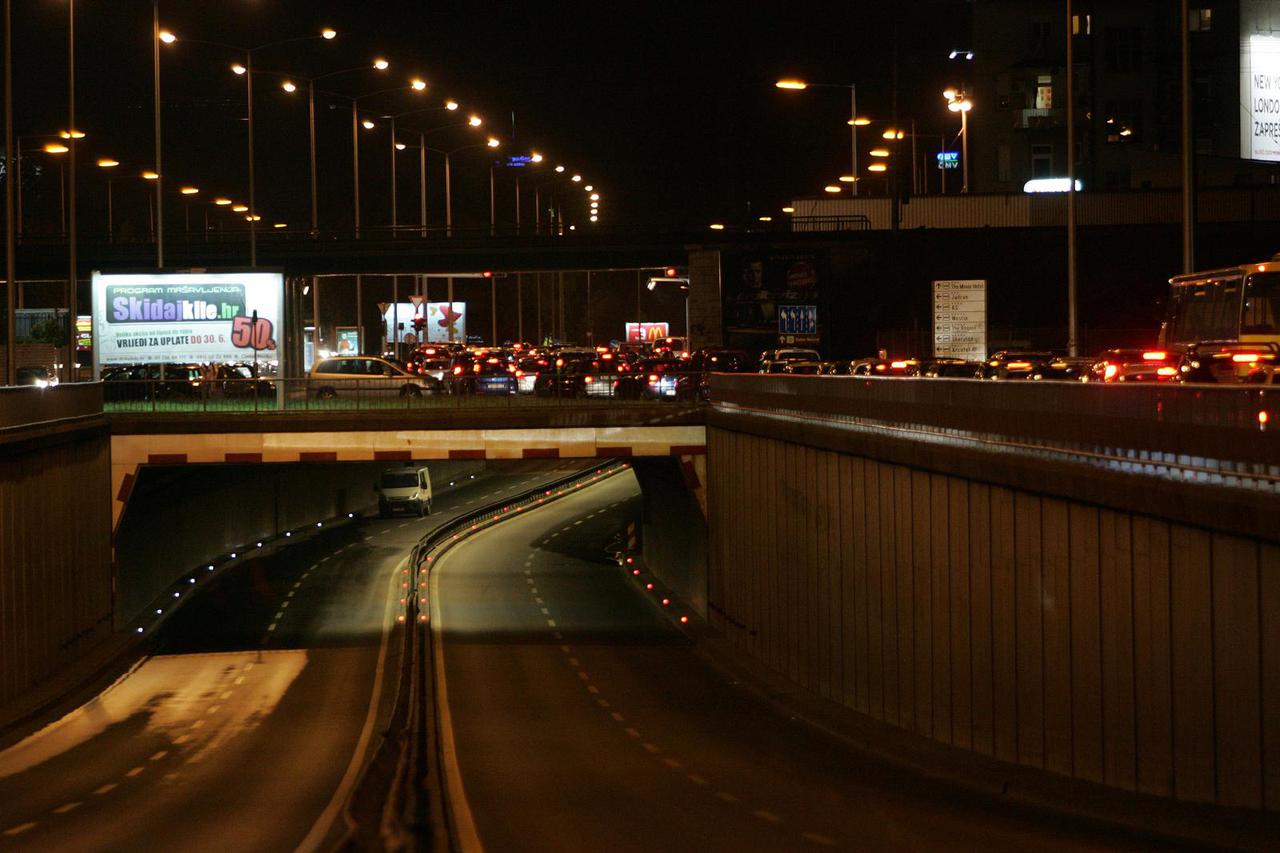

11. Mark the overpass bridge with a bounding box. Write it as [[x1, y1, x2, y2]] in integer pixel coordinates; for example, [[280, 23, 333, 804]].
[[3, 376, 1278, 838]]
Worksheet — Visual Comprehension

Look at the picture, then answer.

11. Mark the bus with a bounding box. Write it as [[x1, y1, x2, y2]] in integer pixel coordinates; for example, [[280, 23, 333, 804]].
[[1159, 258, 1280, 349]]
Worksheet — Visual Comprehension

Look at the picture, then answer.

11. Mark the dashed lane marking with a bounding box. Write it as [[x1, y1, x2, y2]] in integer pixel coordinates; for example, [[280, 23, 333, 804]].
[[559, 645, 571, 653], [715, 791, 739, 804], [662, 758, 682, 769], [234, 676, 245, 686], [642, 743, 660, 754], [576, 671, 590, 682], [535, 597, 544, 605], [525, 578, 534, 585], [281, 601, 290, 609], [220, 691, 233, 700], [287, 590, 297, 598], [753, 809, 782, 824], [268, 623, 277, 632], [624, 728, 641, 739], [3, 823, 36, 836], [53, 802, 81, 814], [610, 712, 625, 722], [274, 611, 284, 619], [802, 833, 838, 847], [540, 607, 550, 615], [596, 699, 610, 708], [687, 774, 709, 786], [150, 750, 168, 761], [93, 783, 117, 795], [125, 766, 145, 778], [173, 734, 191, 745], [207, 705, 221, 715], [568, 657, 580, 667]]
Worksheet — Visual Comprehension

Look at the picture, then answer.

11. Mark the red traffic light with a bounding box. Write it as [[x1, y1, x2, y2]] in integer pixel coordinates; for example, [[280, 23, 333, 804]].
[[664, 267, 678, 278]]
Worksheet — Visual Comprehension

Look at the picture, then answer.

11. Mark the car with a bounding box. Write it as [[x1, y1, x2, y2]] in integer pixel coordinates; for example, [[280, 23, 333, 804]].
[[1176, 342, 1279, 383], [852, 356, 920, 376], [821, 360, 854, 376], [15, 366, 57, 388], [759, 348, 821, 373], [1245, 365, 1280, 385], [376, 465, 433, 517], [101, 363, 204, 402], [919, 358, 983, 378], [781, 360, 823, 375], [514, 356, 549, 393], [1030, 356, 1096, 382], [215, 363, 275, 398], [452, 355, 518, 395], [533, 359, 595, 398], [309, 355, 443, 400], [977, 351, 1057, 380], [1086, 349, 1181, 383], [615, 358, 696, 401]]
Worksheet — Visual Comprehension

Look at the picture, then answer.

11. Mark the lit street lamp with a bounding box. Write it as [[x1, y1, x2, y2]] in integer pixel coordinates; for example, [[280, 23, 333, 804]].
[[944, 88, 973, 194], [96, 158, 119, 240], [776, 79, 860, 196]]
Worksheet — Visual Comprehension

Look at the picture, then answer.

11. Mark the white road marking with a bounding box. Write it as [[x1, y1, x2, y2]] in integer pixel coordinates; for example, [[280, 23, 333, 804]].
[[274, 611, 284, 619], [93, 783, 117, 795], [525, 578, 534, 585], [559, 645, 571, 653], [3, 823, 36, 836], [687, 774, 709, 786], [573, 520, 583, 526], [292, 582, 302, 590], [268, 623, 277, 632], [52, 802, 81, 814], [568, 657, 580, 667], [625, 727, 640, 738], [540, 607, 550, 615], [287, 590, 297, 598], [172, 734, 191, 745], [662, 758, 682, 769], [190, 720, 205, 730], [234, 676, 246, 686], [125, 766, 145, 778], [716, 791, 739, 804], [207, 705, 220, 715], [802, 833, 838, 847], [295, 554, 407, 853], [150, 750, 168, 761], [642, 743, 660, 754], [535, 597, 544, 605], [753, 810, 783, 824], [220, 691, 233, 700], [281, 601, 290, 609]]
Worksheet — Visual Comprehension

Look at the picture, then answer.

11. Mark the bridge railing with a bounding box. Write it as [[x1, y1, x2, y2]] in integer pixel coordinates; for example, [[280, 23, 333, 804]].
[[100, 375, 710, 413], [710, 373, 1280, 475]]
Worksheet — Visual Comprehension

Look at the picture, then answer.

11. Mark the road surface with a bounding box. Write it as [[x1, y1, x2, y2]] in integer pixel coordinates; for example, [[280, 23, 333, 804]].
[[433, 472, 1155, 853], [0, 463, 576, 852]]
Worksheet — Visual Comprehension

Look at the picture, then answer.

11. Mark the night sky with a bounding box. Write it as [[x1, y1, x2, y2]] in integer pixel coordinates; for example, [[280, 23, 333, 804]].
[[10, 1, 970, 238]]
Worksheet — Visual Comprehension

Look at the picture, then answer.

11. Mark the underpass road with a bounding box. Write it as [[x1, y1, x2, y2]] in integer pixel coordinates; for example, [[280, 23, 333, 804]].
[[0, 463, 581, 853], [435, 473, 1159, 853]]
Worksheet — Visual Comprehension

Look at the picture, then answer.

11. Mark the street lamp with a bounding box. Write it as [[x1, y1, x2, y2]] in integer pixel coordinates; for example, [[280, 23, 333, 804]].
[[944, 88, 972, 193], [167, 26, 339, 265], [422, 121, 492, 237], [776, 78, 860, 196], [97, 158, 119, 240]]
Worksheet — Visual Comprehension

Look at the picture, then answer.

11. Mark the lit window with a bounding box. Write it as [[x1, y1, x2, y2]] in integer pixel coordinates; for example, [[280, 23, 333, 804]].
[[1189, 8, 1212, 32], [1035, 75, 1053, 110], [1072, 13, 1092, 36]]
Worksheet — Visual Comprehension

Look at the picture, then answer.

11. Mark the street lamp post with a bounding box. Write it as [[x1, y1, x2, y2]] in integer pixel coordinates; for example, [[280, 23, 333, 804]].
[[66, 0, 78, 382], [97, 159, 119, 240], [3, 0, 13, 385], [944, 88, 972, 193], [776, 79, 859, 196]]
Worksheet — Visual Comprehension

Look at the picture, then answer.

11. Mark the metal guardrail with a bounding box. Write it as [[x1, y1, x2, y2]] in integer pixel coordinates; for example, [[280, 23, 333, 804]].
[[711, 373, 1280, 484], [100, 376, 709, 414], [371, 462, 631, 847]]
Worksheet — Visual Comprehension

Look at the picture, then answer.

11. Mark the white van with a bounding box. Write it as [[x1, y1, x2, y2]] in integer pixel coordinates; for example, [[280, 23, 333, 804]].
[[376, 465, 432, 517]]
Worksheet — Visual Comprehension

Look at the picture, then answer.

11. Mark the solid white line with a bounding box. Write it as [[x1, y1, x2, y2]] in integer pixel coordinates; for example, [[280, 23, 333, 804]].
[[430, 556, 485, 853], [295, 554, 406, 853]]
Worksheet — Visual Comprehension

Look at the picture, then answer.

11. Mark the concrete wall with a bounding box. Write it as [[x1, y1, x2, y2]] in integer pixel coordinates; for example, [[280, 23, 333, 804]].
[[632, 459, 708, 617], [0, 389, 113, 709], [707, 426, 1280, 812], [113, 460, 484, 626]]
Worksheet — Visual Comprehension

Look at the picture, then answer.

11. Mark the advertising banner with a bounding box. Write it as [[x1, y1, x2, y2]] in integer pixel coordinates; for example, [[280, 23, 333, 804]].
[[425, 302, 466, 343], [335, 327, 360, 355], [382, 302, 420, 345], [932, 279, 987, 361], [91, 270, 283, 373], [625, 322, 670, 343], [1244, 34, 1280, 161]]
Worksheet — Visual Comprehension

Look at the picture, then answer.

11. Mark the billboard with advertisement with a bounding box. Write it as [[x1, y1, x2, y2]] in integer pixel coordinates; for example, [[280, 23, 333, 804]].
[[91, 270, 283, 373], [335, 327, 360, 355], [383, 302, 466, 345], [1242, 3, 1280, 161], [625, 322, 670, 343]]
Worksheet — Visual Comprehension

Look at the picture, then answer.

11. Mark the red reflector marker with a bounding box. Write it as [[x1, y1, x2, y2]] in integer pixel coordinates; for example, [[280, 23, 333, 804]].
[[646, 582, 654, 590], [662, 598, 670, 606], [679, 616, 689, 624]]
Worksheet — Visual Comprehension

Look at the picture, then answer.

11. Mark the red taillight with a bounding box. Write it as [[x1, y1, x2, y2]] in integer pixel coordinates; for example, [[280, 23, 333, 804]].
[[874, 364, 887, 372], [555, 358, 564, 368], [515, 369, 524, 378], [1157, 366, 1178, 377], [487, 357, 500, 364], [1233, 353, 1263, 363], [648, 373, 659, 383], [452, 366, 463, 375], [473, 363, 482, 373], [584, 376, 594, 383], [889, 360, 908, 369], [1142, 351, 1168, 361]]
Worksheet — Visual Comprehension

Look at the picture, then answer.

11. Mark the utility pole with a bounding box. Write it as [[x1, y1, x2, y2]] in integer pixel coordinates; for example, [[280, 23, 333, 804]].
[[1067, 0, 1078, 356], [1180, 0, 1195, 272]]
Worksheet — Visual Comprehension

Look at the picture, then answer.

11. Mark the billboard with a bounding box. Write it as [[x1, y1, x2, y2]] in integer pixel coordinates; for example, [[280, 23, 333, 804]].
[[1242, 4, 1280, 161], [383, 301, 466, 344], [91, 270, 283, 372], [625, 322, 670, 343]]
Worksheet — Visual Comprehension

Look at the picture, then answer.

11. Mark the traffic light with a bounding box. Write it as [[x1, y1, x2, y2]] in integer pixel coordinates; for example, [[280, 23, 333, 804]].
[[413, 316, 426, 331], [664, 267, 678, 278]]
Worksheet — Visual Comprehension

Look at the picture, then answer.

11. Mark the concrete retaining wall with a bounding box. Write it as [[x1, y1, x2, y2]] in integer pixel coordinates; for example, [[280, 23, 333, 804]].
[[707, 426, 1280, 812], [113, 460, 484, 626], [632, 459, 708, 617]]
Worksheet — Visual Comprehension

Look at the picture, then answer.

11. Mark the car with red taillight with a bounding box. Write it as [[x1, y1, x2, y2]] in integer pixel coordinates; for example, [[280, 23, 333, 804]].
[[1087, 349, 1181, 383], [1176, 341, 1279, 383]]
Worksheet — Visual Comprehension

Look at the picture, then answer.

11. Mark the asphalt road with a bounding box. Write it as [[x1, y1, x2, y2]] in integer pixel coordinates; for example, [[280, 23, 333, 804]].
[[0, 462, 579, 853], [433, 473, 1160, 853]]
